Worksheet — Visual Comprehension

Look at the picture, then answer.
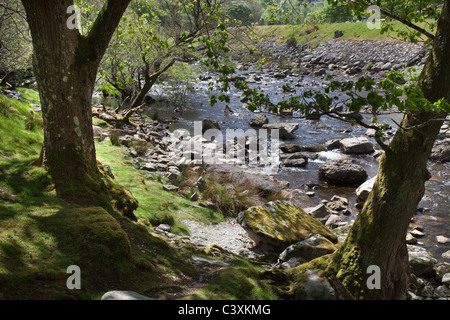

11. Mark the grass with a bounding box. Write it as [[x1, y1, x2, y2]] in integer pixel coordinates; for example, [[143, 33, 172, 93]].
[[229, 20, 435, 52], [0, 87, 290, 300], [0, 89, 203, 299], [95, 141, 225, 234]]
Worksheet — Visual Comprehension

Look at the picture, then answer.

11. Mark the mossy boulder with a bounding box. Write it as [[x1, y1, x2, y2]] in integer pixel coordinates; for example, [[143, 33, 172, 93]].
[[237, 201, 338, 251]]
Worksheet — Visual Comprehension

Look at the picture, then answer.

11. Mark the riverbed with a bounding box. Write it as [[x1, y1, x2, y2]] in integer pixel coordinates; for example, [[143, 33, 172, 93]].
[[137, 64, 449, 262]]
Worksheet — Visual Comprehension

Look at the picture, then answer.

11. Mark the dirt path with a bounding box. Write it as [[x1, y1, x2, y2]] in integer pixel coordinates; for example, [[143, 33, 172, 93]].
[[179, 217, 256, 257]]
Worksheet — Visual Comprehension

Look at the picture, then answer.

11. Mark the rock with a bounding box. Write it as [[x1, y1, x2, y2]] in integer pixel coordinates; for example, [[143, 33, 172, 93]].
[[436, 235, 450, 244], [202, 119, 221, 134], [283, 158, 307, 167], [141, 162, 158, 171], [248, 114, 269, 128], [304, 203, 330, 222], [154, 224, 171, 233], [196, 176, 206, 190], [339, 137, 374, 154], [278, 234, 338, 264], [262, 123, 299, 134], [442, 273, 450, 285], [355, 176, 376, 203], [199, 201, 215, 209], [191, 255, 230, 267], [236, 200, 338, 251], [190, 192, 199, 202], [406, 233, 418, 245], [408, 249, 437, 277], [224, 105, 234, 115], [410, 229, 425, 238], [430, 139, 450, 162], [325, 139, 341, 150], [306, 191, 315, 197], [325, 214, 342, 229], [303, 269, 336, 300], [319, 162, 368, 186], [284, 189, 315, 209], [442, 250, 450, 259], [163, 184, 179, 192], [101, 291, 154, 300], [334, 30, 344, 39]]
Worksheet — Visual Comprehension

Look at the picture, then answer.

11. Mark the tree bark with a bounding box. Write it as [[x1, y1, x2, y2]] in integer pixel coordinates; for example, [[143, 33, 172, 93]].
[[326, 0, 450, 300], [21, 0, 135, 214]]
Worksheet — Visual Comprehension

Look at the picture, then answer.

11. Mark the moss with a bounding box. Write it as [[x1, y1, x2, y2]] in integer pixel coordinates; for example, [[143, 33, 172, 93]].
[[239, 201, 338, 249], [185, 260, 280, 300]]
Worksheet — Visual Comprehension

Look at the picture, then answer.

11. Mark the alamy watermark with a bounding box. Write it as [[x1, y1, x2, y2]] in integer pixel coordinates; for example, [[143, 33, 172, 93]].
[[367, 5, 382, 30]]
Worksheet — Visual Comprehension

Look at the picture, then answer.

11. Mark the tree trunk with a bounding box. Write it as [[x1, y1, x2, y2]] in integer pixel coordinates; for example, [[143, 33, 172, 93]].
[[21, 0, 136, 215], [327, 0, 450, 300]]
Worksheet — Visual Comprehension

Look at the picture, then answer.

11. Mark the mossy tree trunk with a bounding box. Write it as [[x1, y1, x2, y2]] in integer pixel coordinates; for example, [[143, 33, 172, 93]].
[[327, 0, 450, 300], [21, 0, 136, 214]]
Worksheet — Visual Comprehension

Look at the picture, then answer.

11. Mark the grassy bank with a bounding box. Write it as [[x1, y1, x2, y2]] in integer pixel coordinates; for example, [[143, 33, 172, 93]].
[[0, 89, 205, 299], [0, 88, 284, 300], [229, 21, 433, 51]]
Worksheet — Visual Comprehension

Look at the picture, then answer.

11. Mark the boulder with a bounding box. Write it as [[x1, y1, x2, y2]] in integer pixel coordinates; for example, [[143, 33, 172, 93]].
[[283, 158, 307, 167], [334, 30, 344, 39], [339, 137, 374, 154], [355, 176, 376, 203], [202, 119, 221, 134], [278, 234, 338, 264], [430, 139, 450, 162], [262, 123, 299, 134], [304, 203, 330, 223], [319, 162, 368, 186], [248, 114, 269, 128], [236, 200, 338, 251]]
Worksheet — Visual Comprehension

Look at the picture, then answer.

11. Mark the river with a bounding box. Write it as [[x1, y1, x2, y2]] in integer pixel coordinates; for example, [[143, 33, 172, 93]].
[[103, 64, 449, 263]]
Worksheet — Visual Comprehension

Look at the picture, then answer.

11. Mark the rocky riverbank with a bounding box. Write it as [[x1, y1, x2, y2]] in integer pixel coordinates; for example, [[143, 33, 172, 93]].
[[89, 94, 449, 299]]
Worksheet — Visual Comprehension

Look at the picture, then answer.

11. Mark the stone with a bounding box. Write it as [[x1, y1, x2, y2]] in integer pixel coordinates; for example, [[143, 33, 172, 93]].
[[163, 184, 179, 192], [155, 224, 171, 233], [202, 119, 221, 134], [319, 162, 368, 186], [442, 250, 450, 259], [356, 176, 376, 203], [191, 255, 230, 267], [410, 229, 425, 238], [248, 114, 269, 128], [325, 214, 342, 229], [101, 291, 154, 300], [236, 200, 338, 251], [442, 273, 450, 285], [196, 176, 206, 190], [224, 105, 234, 115], [304, 203, 329, 221], [339, 137, 374, 154], [334, 30, 344, 39], [141, 163, 157, 172], [283, 158, 307, 167], [278, 234, 338, 264], [406, 233, 418, 245], [408, 250, 437, 277], [190, 192, 199, 202], [430, 140, 450, 162], [199, 201, 215, 209], [262, 123, 299, 134], [436, 235, 450, 244]]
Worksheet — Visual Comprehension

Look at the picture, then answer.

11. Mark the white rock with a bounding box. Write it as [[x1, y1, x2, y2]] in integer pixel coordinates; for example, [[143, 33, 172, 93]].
[[101, 291, 154, 300]]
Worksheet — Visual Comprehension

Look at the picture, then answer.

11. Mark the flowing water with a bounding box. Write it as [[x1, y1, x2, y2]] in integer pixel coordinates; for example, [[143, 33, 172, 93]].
[[104, 65, 449, 262]]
